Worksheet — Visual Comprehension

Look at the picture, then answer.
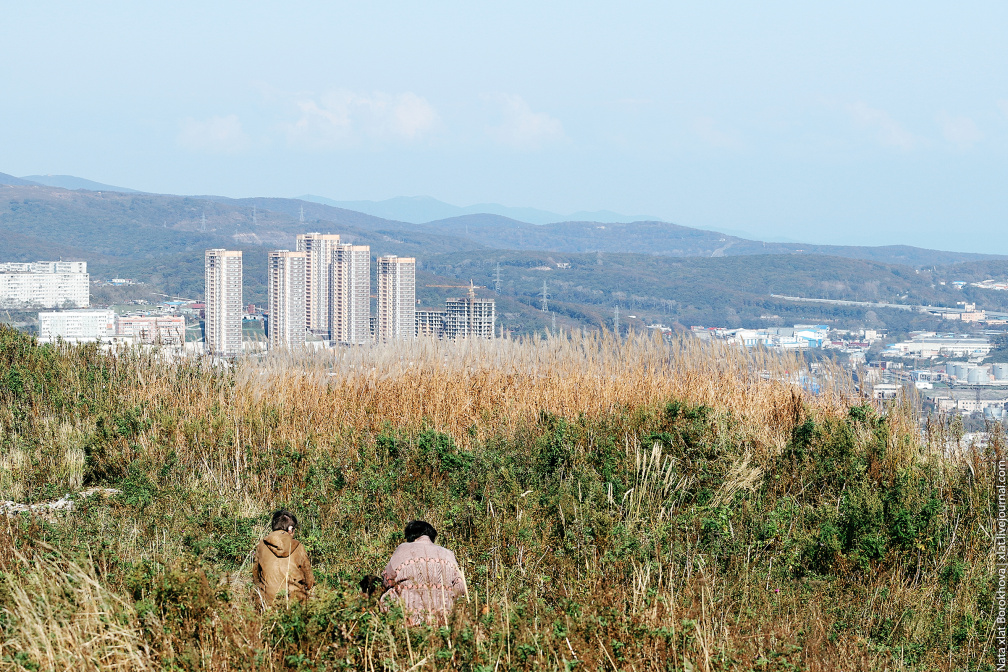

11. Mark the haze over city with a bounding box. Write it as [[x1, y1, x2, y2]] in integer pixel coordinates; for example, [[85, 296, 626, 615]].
[[3, 2, 1008, 253]]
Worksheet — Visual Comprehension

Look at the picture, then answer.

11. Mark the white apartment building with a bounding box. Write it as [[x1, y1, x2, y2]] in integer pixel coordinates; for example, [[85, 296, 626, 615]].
[[267, 250, 307, 350], [330, 244, 370, 345], [443, 296, 495, 339], [0, 261, 89, 309], [295, 233, 340, 336], [205, 249, 243, 357], [38, 309, 115, 342], [376, 255, 416, 342], [117, 315, 186, 346]]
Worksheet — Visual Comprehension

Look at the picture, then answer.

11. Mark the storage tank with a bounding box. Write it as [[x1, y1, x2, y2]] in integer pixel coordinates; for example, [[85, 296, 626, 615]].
[[994, 363, 1008, 381], [967, 367, 987, 384], [955, 363, 970, 379], [945, 362, 957, 377]]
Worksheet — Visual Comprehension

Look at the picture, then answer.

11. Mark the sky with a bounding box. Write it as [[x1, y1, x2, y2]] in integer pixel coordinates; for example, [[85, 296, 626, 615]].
[[2, 2, 1007, 253]]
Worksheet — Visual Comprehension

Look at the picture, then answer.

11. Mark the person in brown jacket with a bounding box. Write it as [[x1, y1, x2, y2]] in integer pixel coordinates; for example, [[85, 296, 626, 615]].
[[252, 510, 315, 610], [380, 520, 466, 625]]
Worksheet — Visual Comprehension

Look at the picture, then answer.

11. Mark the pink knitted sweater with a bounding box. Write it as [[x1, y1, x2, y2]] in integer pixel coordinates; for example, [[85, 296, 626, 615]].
[[380, 535, 466, 625]]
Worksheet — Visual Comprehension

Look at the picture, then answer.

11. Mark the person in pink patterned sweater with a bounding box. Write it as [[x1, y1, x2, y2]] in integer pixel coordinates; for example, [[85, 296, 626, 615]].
[[380, 520, 467, 625]]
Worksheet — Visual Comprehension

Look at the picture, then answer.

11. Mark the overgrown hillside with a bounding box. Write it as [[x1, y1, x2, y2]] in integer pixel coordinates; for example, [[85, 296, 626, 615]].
[[0, 327, 993, 670], [423, 249, 1008, 333]]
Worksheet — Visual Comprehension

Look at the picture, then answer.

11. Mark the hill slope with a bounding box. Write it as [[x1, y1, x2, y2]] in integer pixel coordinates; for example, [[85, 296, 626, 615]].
[[418, 215, 1005, 267], [22, 174, 138, 192], [0, 173, 40, 186]]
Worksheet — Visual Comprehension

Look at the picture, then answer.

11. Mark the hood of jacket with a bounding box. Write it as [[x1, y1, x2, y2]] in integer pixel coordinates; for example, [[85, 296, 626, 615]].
[[263, 530, 299, 559]]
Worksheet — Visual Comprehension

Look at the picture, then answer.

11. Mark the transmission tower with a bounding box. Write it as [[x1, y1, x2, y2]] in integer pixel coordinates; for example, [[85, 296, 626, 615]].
[[551, 312, 556, 334], [300, 205, 305, 223], [540, 280, 549, 312], [494, 262, 502, 294], [252, 204, 257, 226], [614, 305, 620, 334], [201, 211, 206, 233]]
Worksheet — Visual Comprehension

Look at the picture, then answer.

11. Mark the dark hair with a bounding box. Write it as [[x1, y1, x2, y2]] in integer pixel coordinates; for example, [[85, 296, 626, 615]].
[[271, 509, 298, 533], [359, 574, 383, 597], [404, 520, 436, 543]]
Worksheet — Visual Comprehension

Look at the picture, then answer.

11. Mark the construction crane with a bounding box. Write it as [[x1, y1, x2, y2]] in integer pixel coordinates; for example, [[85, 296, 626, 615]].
[[424, 280, 485, 301]]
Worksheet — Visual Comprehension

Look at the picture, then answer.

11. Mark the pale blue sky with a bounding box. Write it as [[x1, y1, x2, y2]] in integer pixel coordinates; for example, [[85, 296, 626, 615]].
[[2, 2, 1007, 252]]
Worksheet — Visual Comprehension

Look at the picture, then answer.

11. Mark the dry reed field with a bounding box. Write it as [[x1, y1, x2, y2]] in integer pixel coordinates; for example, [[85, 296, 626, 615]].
[[0, 325, 995, 671]]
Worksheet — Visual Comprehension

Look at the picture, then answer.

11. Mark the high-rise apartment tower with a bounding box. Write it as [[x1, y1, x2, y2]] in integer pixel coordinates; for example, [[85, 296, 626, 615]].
[[330, 244, 371, 345], [376, 255, 416, 342], [267, 250, 307, 350], [443, 294, 496, 339], [204, 249, 243, 357], [295, 233, 340, 337]]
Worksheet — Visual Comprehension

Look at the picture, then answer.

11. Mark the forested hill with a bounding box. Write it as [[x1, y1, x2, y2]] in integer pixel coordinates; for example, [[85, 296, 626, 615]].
[[2, 180, 1007, 333]]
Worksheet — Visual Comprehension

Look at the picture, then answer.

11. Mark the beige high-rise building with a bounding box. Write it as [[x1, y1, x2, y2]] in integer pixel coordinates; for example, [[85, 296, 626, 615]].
[[376, 255, 415, 342], [267, 250, 307, 350], [205, 249, 243, 357], [330, 244, 371, 345], [295, 232, 340, 336]]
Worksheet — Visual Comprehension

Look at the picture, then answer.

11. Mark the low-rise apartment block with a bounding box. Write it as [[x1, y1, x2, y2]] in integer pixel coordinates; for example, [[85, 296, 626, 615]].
[[38, 309, 115, 342], [117, 315, 186, 346], [0, 261, 89, 309]]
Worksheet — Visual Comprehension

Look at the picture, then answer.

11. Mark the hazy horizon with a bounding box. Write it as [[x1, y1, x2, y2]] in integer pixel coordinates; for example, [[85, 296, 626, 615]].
[[3, 3, 1007, 254]]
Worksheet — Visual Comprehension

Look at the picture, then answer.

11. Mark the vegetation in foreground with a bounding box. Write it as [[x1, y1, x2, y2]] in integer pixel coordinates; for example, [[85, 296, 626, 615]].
[[0, 326, 995, 670]]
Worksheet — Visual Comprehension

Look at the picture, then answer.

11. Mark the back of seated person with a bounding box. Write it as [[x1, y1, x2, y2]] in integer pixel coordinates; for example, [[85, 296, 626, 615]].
[[380, 520, 466, 625], [252, 509, 315, 609]]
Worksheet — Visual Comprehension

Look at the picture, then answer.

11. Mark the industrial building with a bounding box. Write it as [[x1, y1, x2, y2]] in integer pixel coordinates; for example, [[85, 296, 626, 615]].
[[885, 333, 992, 358], [38, 309, 115, 342], [0, 261, 89, 309], [267, 250, 307, 350], [944, 362, 1008, 385], [376, 255, 416, 342], [296, 233, 340, 337], [330, 244, 370, 345], [205, 249, 243, 357]]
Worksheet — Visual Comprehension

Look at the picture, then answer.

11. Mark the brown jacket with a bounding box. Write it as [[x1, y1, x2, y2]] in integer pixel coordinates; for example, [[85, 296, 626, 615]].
[[252, 531, 314, 608], [380, 535, 466, 625]]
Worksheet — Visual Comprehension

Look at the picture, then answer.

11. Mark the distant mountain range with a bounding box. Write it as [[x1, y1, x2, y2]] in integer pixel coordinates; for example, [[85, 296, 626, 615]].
[[412, 214, 1003, 267], [299, 194, 656, 226], [2, 171, 1004, 267]]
